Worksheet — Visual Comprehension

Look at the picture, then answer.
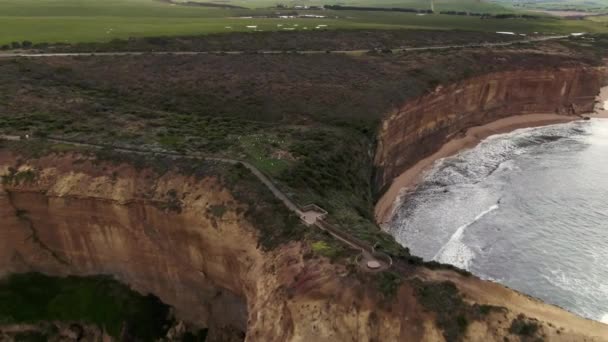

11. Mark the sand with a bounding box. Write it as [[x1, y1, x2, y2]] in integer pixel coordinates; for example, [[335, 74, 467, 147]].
[[374, 113, 580, 224], [376, 85, 608, 224], [419, 268, 608, 340], [587, 85, 608, 119]]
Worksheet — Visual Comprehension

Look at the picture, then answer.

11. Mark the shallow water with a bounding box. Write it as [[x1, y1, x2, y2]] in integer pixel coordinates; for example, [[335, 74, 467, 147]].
[[388, 119, 608, 322]]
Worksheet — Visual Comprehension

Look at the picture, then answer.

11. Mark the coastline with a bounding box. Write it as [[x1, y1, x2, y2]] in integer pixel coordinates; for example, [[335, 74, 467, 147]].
[[374, 113, 580, 225], [587, 85, 608, 119]]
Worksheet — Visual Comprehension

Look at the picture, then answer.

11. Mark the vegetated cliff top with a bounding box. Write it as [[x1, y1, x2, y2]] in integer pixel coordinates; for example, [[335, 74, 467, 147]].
[[1, 32, 608, 340], [2, 147, 607, 341], [41, 29, 521, 52], [0, 33, 606, 259]]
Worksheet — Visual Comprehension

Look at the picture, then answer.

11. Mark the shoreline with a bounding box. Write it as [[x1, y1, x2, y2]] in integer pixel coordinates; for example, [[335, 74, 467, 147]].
[[374, 113, 582, 225]]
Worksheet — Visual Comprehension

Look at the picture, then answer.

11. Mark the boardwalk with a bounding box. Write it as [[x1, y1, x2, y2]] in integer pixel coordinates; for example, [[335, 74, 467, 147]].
[[1, 135, 389, 270]]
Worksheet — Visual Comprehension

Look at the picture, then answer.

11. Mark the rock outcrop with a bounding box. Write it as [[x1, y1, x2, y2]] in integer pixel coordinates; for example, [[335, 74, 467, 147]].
[[2, 148, 608, 341], [373, 66, 608, 195]]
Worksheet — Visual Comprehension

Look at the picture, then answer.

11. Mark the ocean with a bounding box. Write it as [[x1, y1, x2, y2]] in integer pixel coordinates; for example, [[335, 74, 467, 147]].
[[387, 118, 608, 323]]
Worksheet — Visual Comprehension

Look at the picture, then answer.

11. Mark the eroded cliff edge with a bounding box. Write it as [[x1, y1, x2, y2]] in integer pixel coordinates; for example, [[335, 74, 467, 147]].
[[2, 145, 608, 341], [373, 66, 608, 209]]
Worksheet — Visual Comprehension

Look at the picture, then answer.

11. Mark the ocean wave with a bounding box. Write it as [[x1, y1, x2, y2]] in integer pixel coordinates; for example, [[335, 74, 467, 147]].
[[390, 120, 608, 324], [433, 204, 499, 269], [413, 122, 589, 190]]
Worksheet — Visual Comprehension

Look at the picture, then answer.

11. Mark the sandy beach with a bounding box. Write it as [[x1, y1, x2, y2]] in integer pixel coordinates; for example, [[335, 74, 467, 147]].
[[375, 85, 608, 224], [587, 85, 608, 119], [374, 113, 580, 224]]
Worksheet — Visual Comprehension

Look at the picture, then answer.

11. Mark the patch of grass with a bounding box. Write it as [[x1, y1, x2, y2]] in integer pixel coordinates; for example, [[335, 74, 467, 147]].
[[0, 273, 172, 340], [310, 241, 331, 253], [237, 134, 291, 177], [310, 240, 348, 261]]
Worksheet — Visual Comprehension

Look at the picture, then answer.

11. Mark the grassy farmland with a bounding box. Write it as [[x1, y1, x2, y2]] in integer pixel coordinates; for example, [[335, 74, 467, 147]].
[[1, 0, 607, 46]]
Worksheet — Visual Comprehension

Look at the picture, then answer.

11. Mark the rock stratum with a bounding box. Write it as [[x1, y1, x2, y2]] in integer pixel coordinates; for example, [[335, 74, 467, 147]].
[[1, 147, 608, 341], [373, 66, 608, 197], [1, 63, 608, 341]]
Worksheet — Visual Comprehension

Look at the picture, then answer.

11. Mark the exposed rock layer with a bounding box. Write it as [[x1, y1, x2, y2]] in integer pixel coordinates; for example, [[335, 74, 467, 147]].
[[0, 152, 428, 341], [373, 67, 608, 195], [2, 150, 608, 341]]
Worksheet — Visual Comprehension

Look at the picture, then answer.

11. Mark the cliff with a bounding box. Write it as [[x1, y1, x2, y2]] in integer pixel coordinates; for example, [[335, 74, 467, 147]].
[[2, 147, 608, 341], [373, 66, 608, 198]]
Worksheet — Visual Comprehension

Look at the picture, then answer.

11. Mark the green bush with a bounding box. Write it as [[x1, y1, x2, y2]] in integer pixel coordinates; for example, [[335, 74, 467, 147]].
[[509, 314, 539, 337], [0, 273, 172, 340], [412, 279, 469, 341], [376, 271, 402, 298]]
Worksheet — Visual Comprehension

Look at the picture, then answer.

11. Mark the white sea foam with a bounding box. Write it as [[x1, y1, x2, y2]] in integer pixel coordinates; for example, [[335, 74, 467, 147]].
[[433, 204, 499, 269], [600, 313, 608, 324]]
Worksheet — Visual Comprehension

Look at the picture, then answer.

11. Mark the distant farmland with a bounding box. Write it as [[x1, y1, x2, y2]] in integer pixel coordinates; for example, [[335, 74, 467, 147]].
[[0, 0, 606, 45]]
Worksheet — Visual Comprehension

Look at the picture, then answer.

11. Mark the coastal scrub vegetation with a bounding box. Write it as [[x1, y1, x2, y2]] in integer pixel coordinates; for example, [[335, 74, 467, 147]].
[[411, 279, 505, 341], [1, 31, 606, 268], [0, 167, 38, 186], [0, 273, 172, 340], [509, 314, 541, 337]]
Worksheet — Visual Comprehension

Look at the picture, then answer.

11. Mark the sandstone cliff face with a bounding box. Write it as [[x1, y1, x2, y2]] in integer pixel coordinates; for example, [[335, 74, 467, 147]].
[[2, 151, 608, 341], [0, 151, 429, 341], [0, 153, 253, 340], [373, 66, 608, 194]]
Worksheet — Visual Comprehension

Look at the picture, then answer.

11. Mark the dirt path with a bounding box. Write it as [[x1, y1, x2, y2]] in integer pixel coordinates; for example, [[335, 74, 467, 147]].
[[0, 35, 568, 59]]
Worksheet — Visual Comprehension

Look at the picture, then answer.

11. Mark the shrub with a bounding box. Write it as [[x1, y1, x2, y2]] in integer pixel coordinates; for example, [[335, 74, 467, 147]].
[[0, 273, 172, 340], [1, 168, 38, 186], [509, 314, 539, 336], [376, 271, 402, 298], [11, 41, 21, 49], [412, 279, 469, 341]]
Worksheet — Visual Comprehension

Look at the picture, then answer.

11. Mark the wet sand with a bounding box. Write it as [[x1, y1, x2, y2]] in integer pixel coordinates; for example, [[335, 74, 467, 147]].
[[375, 113, 578, 224], [587, 86, 608, 119], [376, 86, 608, 224]]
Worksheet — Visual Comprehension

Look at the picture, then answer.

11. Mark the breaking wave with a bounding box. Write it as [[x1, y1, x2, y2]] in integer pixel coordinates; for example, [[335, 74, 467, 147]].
[[390, 119, 608, 322], [433, 204, 499, 270]]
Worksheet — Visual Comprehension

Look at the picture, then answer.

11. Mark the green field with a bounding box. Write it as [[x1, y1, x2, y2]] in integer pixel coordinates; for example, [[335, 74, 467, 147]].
[[1, 0, 607, 46], [189, 0, 515, 12], [493, 0, 608, 13]]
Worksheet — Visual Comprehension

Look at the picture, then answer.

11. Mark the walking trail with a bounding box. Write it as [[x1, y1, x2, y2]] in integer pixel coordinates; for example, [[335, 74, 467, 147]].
[[0, 135, 390, 270], [0, 35, 568, 59]]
